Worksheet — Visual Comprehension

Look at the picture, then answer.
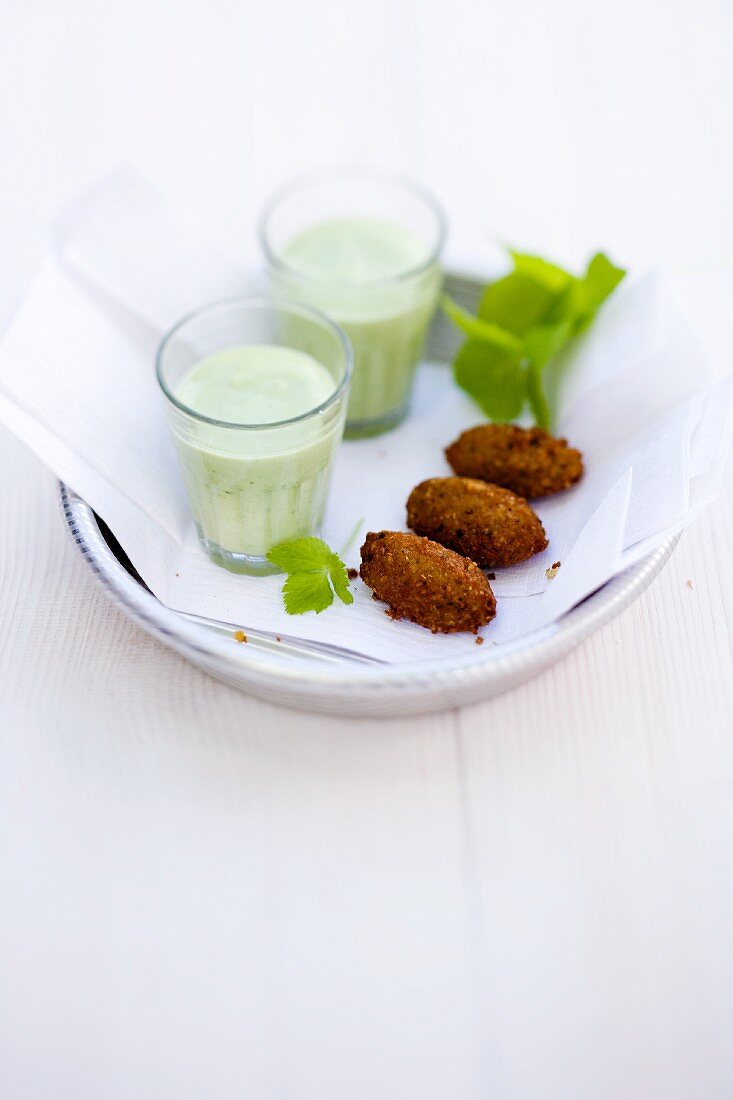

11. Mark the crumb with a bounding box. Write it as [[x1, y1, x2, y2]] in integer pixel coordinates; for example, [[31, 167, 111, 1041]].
[[276, 635, 282, 642], [233, 630, 248, 643], [686, 579, 694, 590], [546, 561, 561, 580], [475, 636, 484, 645], [347, 567, 358, 580], [487, 572, 496, 580], [175, 573, 180, 577]]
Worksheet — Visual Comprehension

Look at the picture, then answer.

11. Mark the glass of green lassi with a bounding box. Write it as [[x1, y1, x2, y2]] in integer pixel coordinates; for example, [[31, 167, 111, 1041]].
[[259, 169, 445, 438], [157, 297, 352, 575]]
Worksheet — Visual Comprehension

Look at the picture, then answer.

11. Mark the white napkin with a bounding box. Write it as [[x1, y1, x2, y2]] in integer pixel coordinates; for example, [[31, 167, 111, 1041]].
[[0, 171, 730, 663]]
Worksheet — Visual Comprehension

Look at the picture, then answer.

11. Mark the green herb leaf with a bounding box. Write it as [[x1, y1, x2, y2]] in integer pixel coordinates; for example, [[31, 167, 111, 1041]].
[[454, 340, 526, 422], [327, 552, 354, 606], [266, 536, 354, 615], [523, 319, 574, 370], [526, 360, 551, 430], [282, 571, 334, 615], [571, 252, 626, 331], [267, 537, 332, 574], [478, 272, 558, 336], [443, 295, 523, 353], [508, 252, 574, 294], [443, 247, 626, 428]]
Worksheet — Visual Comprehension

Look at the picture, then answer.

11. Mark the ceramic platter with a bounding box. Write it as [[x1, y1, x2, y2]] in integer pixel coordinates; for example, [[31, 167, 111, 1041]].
[[58, 273, 679, 717]]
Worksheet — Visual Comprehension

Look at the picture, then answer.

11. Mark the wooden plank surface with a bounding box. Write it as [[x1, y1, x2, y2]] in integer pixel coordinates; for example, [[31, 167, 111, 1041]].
[[2, 420, 732, 1098]]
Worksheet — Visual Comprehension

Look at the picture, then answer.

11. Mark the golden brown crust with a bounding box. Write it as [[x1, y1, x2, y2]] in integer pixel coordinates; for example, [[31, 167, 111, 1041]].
[[359, 531, 496, 634], [407, 477, 548, 568], [445, 424, 583, 499]]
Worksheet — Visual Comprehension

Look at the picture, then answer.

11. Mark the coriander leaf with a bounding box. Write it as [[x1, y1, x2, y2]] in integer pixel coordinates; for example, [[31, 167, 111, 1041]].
[[523, 318, 573, 369], [446, 246, 625, 430], [522, 320, 574, 431], [543, 279, 579, 325], [478, 273, 558, 336], [508, 252, 574, 294], [442, 295, 523, 353], [266, 536, 355, 615], [453, 340, 526, 421], [582, 252, 626, 307], [526, 360, 551, 430], [266, 536, 330, 574], [328, 552, 354, 606], [573, 252, 626, 329], [282, 571, 334, 615]]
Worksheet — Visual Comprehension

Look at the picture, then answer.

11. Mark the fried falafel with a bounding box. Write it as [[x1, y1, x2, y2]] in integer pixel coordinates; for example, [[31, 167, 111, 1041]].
[[445, 423, 583, 498], [359, 531, 496, 634], [407, 477, 548, 568]]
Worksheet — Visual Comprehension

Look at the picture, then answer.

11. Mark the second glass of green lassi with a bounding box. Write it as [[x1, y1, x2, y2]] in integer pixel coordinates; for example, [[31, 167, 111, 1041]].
[[157, 298, 352, 574], [260, 169, 445, 438]]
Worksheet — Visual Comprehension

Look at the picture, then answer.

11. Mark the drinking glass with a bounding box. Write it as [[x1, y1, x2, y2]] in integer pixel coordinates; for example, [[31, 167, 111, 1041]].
[[260, 169, 445, 438], [156, 297, 352, 574]]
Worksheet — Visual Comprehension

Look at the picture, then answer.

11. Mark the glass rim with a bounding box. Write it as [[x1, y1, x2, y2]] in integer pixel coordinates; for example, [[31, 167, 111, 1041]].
[[258, 166, 446, 288], [155, 295, 353, 431]]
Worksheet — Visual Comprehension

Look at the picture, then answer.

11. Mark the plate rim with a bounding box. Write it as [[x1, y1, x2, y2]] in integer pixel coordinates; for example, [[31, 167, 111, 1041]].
[[59, 481, 680, 698]]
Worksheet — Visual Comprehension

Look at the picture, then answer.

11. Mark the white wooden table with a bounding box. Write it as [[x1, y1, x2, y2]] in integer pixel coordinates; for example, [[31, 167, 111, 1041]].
[[1, 1, 732, 1096]]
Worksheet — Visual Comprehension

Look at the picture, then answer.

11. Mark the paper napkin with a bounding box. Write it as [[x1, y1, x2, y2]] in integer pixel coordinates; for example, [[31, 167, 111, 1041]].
[[0, 170, 730, 662]]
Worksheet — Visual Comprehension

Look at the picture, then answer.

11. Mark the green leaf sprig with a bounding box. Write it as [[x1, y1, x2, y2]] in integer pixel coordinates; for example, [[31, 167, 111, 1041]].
[[266, 537, 355, 615], [444, 250, 625, 429]]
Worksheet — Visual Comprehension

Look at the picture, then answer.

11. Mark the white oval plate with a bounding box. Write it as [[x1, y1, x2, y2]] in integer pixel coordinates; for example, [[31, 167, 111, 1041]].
[[57, 273, 679, 715], [60, 481, 678, 716]]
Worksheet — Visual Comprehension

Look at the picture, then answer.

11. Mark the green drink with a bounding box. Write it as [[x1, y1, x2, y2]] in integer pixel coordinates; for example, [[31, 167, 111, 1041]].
[[261, 171, 445, 437], [157, 299, 352, 574]]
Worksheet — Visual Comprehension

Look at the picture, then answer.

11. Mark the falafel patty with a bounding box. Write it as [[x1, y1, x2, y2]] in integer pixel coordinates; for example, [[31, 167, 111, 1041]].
[[445, 423, 583, 499], [407, 477, 548, 568], [359, 531, 496, 634]]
